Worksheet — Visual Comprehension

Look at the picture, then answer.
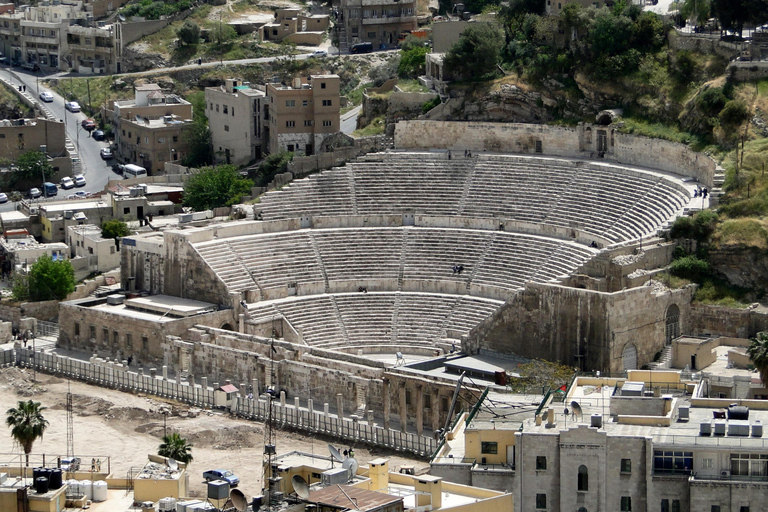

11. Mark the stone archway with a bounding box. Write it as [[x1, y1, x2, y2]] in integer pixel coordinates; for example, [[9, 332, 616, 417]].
[[221, 323, 234, 331], [665, 304, 680, 344], [622, 343, 638, 371]]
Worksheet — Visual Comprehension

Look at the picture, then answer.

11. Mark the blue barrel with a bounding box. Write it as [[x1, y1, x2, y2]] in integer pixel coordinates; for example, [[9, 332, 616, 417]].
[[34, 476, 49, 494], [48, 469, 63, 489]]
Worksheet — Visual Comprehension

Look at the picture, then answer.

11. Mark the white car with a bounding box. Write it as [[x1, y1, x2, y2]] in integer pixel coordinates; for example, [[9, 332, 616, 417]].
[[65, 101, 81, 113], [100, 148, 113, 159], [0, 193, 7, 203], [29, 188, 41, 199], [39, 91, 53, 102], [74, 174, 86, 187], [60, 177, 74, 189], [313, 49, 328, 58]]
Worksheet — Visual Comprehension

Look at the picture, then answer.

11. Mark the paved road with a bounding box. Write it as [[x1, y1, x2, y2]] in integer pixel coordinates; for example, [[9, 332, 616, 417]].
[[0, 66, 119, 213], [341, 105, 362, 135]]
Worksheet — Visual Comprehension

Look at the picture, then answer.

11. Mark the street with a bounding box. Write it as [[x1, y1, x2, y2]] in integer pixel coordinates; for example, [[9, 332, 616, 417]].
[[0, 66, 117, 213]]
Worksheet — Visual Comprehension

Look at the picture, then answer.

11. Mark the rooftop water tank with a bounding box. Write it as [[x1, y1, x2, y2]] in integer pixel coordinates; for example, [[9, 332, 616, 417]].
[[92, 480, 107, 502], [728, 405, 749, 420], [591, 414, 603, 428], [753, 421, 763, 437]]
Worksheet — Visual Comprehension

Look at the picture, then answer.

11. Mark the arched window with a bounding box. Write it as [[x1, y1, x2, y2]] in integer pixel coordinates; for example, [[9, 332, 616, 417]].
[[578, 465, 588, 491], [665, 304, 680, 344]]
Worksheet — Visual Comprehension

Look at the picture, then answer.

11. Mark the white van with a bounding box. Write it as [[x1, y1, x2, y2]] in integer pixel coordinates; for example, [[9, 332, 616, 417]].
[[123, 164, 147, 179]]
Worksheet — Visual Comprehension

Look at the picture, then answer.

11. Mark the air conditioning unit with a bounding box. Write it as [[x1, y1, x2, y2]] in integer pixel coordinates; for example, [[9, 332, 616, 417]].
[[721, 470, 730, 478], [321, 468, 349, 487]]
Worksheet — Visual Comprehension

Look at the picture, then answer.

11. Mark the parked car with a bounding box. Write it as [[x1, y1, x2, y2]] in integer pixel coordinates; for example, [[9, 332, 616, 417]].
[[29, 187, 41, 199], [81, 118, 96, 131], [203, 469, 239, 486], [73, 174, 86, 187], [73, 191, 88, 199], [350, 42, 373, 54], [112, 163, 125, 174], [0, 56, 7, 65], [92, 129, 105, 141], [65, 101, 81, 112], [60, 177, 75, 189], [20, 61, 39, 72], [0, 193, 7, 203], [60, 457, 80, 472], [39, 91, 53, 102], [100, 147, 113, 159], [313, 49, 328, 58]]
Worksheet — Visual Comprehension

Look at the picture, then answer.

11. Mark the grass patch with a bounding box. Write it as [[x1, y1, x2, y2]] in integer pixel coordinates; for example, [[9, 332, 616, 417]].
[[44, 76, 120, 118], [657, 272, 693, 289], [352, 116, 386, 137], [345, 81, 372, 106], [714, 218, 768, 249], [396, 79, 429, 93], [693, 278, 751, 308], [617, 116, 703, 147]]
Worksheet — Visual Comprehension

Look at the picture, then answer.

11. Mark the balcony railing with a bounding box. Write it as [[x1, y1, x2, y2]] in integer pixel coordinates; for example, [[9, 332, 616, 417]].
[[361, 15, 416, 24], [691, 473, 768, 483]]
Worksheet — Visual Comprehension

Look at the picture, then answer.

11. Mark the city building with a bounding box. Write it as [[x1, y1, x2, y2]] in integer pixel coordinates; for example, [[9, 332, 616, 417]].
[[265, 75, 340, 155], [0, 118, 72, 175], [339, 0, 416, 49], [66, 223, 121, 274], [0, 228, 68, 273], [107, 83, 193, 174], [259, 8, 330, 45], [205, 78, 267, 166]]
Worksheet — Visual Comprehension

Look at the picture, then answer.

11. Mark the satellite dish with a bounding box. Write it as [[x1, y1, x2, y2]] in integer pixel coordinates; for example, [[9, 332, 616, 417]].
[[570, 401, 583, 419], [292, 475, 310, 500], [230, 489, 248, 511], [167, 458, 178, 471], [342, 458, 359, 481], [328, 444, 345, 463]]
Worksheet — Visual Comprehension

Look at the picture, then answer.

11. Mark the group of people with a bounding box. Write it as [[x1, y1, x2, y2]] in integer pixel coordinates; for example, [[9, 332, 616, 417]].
[[452, 264, 465, 274], [694, 187, 709, 199], [358, 286, 368, 293], [446, 150, 474, 160]]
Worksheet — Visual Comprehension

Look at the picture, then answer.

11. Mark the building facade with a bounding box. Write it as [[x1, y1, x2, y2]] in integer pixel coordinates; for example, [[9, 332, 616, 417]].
[[108, 84, 193, 174], [259, 8, 330, 46], [265, 75, 340, 156], [205, 78, 266, 166], [340, 0, 417, 49]]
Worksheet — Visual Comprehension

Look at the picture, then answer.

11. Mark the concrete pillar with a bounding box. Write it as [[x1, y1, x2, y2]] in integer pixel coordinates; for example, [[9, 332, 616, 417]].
[[188, 374, 195, 385], [382, 379, 391, 429], [239, 313, 245, 333], [431, 389, 440, 431], [415, 386, 424, 437], [201, 377, 208, 389], [294, 396, 300, 409], [308, 399, 314, 428], [240, 383, 246, 395], [280, 390, 286, 408], [150, 368, 157, 378], [399, 384, 407, 433], [252, 378, 259, 396], [324, 403, 330, 417], [162, 365, 168, 380], [336, 393, 344, 421]]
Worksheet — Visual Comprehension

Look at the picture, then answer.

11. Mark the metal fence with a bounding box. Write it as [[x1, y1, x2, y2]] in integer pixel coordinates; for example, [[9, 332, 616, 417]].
[[7, 347, 437, 458]]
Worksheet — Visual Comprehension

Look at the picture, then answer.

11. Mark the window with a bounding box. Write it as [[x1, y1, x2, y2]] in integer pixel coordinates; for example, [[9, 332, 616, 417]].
[[232, 108, 235, 116], [535, 140, 543, 153], [621, 459, 631, 473], [113, 331, 119, 345], [89, 326, 96, 340], [321, 82, 326, 89], [286, 121, 295, 127], [145, 137, 149, 144], [424, 394, 431, 409], [577, 465, 588, 491], [322, 99, 333, 106], [536, 456, 547, 470], [405, 390, 411, 405], [653, 450, 693, 474], [711, 507, 720, 512], [368, 31, 376, 38], [142, 335, 148, 351], [740, 507, 749, 512], [731, 453, 768, 477], [126, 333, 132, 350], [224, 125, 229, 132], [209, 102, 213, 110], [302, 100, 308, 106], [124, 207, 130, 214], [661, 500, 669, 512], [621, 496, 631, 512], [672, 500, 680, 512], [74, 323, 80, 336], [103, 327, 109, 342], [323, 120, 332, 127], [304, 120, 313, 126], [286, 100, 295, 107], [481, 442, 498, 454], [702, 458, 713, 469], [158, 137, 165, 144], [223, 105, 228, 114], [535, 494, 546, 510], [128, 131, 131, 138], [173, 136, 178, 142], [216, 104, 219, 112]]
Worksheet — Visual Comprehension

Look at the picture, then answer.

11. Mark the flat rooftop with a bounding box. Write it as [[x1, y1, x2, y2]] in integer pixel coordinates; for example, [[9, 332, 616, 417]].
[[81, 295, 217, 321], [272, 451, 337, 472], [40, 200, 110, 213]]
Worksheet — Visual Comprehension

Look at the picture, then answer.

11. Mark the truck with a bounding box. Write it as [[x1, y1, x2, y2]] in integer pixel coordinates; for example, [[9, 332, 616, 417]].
[[350, 42, 373, 54], [43, 182, 58, 197]]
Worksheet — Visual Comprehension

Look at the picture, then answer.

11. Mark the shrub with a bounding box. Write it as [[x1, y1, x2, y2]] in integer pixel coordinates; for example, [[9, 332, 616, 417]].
[[668, 211, 718, 241], [422, 96, 441, 113], [719, 99, 750, 128], [669, 255, 711, 281]]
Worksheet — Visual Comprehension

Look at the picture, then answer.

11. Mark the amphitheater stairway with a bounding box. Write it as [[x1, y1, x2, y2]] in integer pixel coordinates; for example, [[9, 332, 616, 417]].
[[308, 233, 331, 293], [329, 295, 351, 345]]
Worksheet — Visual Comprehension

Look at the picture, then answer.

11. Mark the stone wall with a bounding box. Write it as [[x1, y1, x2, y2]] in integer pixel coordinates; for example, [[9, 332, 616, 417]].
[[0, 300, 59, 326], [394, 121, 716, 187], [667, 30, 742, 60], [728, 61, 768, 81], [690, 304, 768, 339], [465, 282, 694, 373]]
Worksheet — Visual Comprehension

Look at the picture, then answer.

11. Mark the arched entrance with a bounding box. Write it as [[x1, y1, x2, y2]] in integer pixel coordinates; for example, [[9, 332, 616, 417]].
[[622, 343, 638, 371], [665, 304, 680, 344], [221, 323, 234, 331]]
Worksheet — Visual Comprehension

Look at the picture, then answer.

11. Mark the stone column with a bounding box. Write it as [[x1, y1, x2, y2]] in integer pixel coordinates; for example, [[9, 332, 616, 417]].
[[252, 378, 259, 396], [431, 389, 441, 431], [415, 385, 424, 437], [336, 393, 344, 421], [399, 383, 407, 433], [382, 379, 391, 430], [162, 365, 168, 380]]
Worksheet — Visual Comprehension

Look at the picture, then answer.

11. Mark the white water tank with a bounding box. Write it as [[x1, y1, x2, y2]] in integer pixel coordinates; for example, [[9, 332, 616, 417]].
[[92, 480, 108, 502], [80, 480, 92, 501], [158, 497, 177, 511], [66, 479, 80, 495]]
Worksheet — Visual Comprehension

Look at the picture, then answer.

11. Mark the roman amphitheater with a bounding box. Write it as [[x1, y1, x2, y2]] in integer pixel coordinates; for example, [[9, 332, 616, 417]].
[[60, 121, 717, 439]]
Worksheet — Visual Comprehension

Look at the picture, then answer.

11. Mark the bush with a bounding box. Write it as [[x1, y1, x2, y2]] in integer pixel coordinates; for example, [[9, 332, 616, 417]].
[[177, 20, 200, 47], [719, 99, 750, 128], [668, 211, 718, 241], [249, 151, 293, 187], [183, 165, 254, 211], [696, 87, 728, 118], [422, 96, 440, 113], [669, 255, 711, 280]]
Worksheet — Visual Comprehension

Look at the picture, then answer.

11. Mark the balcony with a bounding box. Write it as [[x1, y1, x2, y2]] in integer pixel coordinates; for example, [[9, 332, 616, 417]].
[[691, 472, 768, 485], [361, 15, 416, 25]]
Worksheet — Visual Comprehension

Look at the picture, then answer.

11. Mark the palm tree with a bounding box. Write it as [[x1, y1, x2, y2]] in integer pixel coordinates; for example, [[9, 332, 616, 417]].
[[6, 400, 49, 466], [158, 433, 193, 463], [748, 332, 768, 387]]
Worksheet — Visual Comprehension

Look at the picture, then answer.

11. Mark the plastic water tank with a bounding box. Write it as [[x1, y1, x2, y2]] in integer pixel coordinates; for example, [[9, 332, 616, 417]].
[[34, 476, 49, 494], [92, 480, 108, 502], [158, 497, 177, 511], [33, 468, 44, 481], [753, 420, 763, 437], [80, 480, 93, 501], [65, 479, 79, 496], [48, 469, 63, 489]]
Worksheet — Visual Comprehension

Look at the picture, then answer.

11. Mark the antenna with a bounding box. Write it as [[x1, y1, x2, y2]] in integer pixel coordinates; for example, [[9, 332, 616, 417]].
[[167, 458, 178, 471], [66, 380, 74, 458], [328, 444, 345, 463], [292, 475, 310, 500], [230, 489, 248, 511], [570, 401, 583, 420]]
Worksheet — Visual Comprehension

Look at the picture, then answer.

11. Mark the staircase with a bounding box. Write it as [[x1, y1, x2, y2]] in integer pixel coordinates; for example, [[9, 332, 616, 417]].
[[337, 24, 349, 53], [648, 345, 673, 370], [708, 168, 726, 208]]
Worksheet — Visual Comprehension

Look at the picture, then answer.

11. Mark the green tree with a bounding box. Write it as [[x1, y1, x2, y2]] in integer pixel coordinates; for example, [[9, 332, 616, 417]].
[[101, 219, 131, 248], [719, 100, 750, 128], [711, 0, 768, 37], [499, 0, 545, 34], [182, 122, 214, 168], [248, 151, 293, 187], [511, 359, 576, 392], [398, 43, 429, 78], [680, 0, 710, 27], [6, 400, 49, 466], [158, 433, 194, 463], [27, 255, 76, 301], [15, 150, 54, 184], [211, 23, 238, 52], [177, 20, 200, 46], [748, 332, 768, 387], [443, 23, 504, 80], [183, 165, 254, 211]]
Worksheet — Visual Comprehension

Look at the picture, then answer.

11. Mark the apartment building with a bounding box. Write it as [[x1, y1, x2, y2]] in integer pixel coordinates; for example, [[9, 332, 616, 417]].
[[432, 365, 768, 512], [107, 84, 193, 175], [205, 78, 266, 166], [265, 75, 340, 156], [65, 22, 118, 74], [340, 0, 417, 49]]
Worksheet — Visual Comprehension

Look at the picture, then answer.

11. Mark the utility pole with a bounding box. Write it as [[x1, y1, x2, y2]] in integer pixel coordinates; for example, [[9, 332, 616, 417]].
[[219, 13, 223, 65], [87, 79, 92, 113]]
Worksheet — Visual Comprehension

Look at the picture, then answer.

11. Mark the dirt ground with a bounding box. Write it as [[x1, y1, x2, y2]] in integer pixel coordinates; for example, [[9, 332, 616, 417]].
[[0, 367, 427, 498]]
